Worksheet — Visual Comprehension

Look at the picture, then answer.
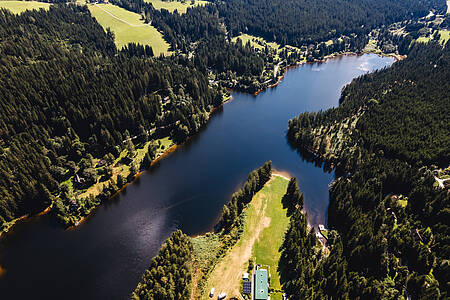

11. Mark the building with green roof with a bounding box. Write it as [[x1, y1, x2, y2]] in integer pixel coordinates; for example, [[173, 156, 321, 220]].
[[254, 268, 269, 300]]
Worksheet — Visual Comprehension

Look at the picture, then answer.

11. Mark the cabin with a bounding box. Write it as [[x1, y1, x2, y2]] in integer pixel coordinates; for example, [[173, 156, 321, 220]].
[[254, 269, 269, 300], [96, 159, 107, 168], [162, 96, 170, 104], [74, 173, 85, 184], [243, 272, 249, 281]]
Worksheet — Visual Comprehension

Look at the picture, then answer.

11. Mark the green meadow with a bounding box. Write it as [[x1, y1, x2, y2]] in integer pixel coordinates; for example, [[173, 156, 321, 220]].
[[0, 0, 49, 14], [144, 0, 208, 14], [88, 3, 170, 54], [251, 175, 290, 292]]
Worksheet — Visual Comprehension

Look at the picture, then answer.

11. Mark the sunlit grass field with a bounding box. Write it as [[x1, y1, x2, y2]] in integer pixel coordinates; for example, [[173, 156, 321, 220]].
[[0, 0, 49, 14], [88, 3, 170, 54], [144, 0, 208, 14], [203, 175, 289, 300]]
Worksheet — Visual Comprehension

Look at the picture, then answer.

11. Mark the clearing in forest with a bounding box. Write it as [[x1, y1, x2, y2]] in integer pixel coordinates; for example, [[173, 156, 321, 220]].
[[203, 175, 290, 300], [144, 0, 208, 14], [0, 0, 49, 14], [88, 3, 170, 54]]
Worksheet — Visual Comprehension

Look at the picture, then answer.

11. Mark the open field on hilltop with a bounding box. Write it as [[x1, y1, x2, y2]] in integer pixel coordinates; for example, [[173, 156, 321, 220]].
[[144, 0, 208, 14], [88, 3, 170, 54], [202, 175, 289, 300], [0, 0, 49, 13]]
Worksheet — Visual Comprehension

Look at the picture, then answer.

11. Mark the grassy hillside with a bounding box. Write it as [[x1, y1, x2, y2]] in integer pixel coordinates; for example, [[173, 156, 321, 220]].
[[144, 0, 208, 13], [203, 175, 289, 299], [0, 0, 49, 14], [88, 3, 169, 54]]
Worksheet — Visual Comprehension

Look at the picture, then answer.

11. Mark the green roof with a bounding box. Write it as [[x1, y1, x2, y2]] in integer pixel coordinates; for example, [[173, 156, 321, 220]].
[[255, 269, 268, 299]]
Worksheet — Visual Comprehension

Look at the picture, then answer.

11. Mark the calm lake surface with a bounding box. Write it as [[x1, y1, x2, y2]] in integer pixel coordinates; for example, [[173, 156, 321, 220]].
[[0, 54, 393, 299]]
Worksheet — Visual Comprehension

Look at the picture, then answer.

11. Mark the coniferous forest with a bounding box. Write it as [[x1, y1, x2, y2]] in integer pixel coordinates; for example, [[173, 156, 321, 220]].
[[214, 0, 446, 46], [132, 230, 193, 300], [0, 5, 223, 229], [287, 42, 450, 299], [0, 0, 449, 299]]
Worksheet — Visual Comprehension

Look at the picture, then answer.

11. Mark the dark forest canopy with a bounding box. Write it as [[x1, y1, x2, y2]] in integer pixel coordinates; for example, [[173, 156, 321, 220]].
[[214, 0, 447, 46], [110, 0, 447, 50], [0, 5, 223, 228], [286, 42, 450, 299], [132, 230, 193, 300], [288, 42, 450, 167]]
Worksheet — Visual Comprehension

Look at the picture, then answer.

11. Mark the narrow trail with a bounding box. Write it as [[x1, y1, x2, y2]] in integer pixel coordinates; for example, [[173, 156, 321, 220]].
[[435, 176, 450, 189], [94, 4, 148, 27]]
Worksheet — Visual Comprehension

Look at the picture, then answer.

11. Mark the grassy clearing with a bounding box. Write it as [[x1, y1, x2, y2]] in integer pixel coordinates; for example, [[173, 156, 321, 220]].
[[77, 135, 174, 200], [439, 30, 450, 44], [398, 199, 408, 208], [202, 175, 289, 299], [320, 229, 329, 240], [251, 175, 290, 291], [232, 33, 301, 64], [192, 233, 222, 274], [232, 33, 280, 51], [363, 39, 382, 54], [144, 0, 208, 14], [88, 3, 170, 54], [0, 0, 49, 14], [416, 36, 431, 43], [191, 233, 222, 297]]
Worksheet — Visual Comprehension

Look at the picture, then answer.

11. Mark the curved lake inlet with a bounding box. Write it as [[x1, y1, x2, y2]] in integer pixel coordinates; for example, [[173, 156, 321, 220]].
[[0, 54, 394, 299]]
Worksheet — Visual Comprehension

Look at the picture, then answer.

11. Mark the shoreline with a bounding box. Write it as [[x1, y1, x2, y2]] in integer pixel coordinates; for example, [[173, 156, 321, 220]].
[[191, 170, 293, 238], [0, 50, 396, 238], [252, 50, 403, 97], [1, 95, 235, 237], [272, 169, 293, 180], [66, 94, 234, 230]]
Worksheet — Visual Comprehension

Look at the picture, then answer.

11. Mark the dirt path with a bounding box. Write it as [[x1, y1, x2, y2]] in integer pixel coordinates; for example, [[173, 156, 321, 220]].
[[434, 176, 450, 189], [94, 4, 147, 27], [202, 181, 273, 299]]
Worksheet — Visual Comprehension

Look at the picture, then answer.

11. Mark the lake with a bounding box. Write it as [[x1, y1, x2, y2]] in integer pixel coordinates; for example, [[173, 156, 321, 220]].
[[0, 54, 394, 299]]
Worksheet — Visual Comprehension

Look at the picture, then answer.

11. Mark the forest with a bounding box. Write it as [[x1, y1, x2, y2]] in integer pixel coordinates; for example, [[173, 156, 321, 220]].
[[286, 42, 450, 299], [0, 0, 449, 298], [0, 5, 224, 230], [132, 230, 193, 300], [213, 0, 446, 46], [132, 163, 273, 299], [219, 161, 272, 233], [288, 42, 449, 167]]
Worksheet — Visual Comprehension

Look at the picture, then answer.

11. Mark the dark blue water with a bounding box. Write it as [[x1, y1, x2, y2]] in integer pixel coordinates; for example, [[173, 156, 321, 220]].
[[0, 54, 393, 299]]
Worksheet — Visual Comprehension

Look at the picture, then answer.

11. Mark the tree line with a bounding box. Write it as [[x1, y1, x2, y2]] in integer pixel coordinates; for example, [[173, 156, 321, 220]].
[[288, 42, 450, 167], [0, 5, 223, 230], [285, 42, 449, 299], [219, 161, 272, 232], [132, 163, 273, 298], [213, 0, 446, 47], [132, 230, 193, 300]]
